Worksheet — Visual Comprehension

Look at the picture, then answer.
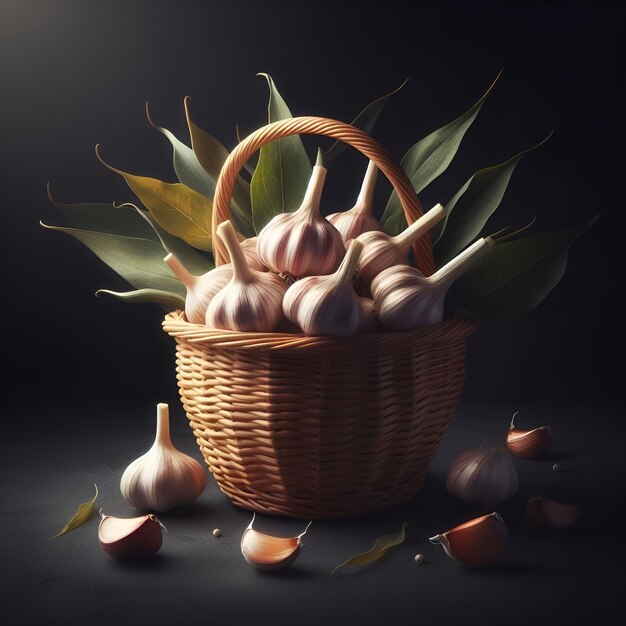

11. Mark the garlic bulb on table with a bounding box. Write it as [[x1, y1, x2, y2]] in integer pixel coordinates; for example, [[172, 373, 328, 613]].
[[327, 160, 383, 243], [283, 239, 366, 336], [372, 236, 494, 330], [207, 220, 288, 332], [256, 149, 345, 277], [164, 253, 233, 324], [120, 403, 207, 512], [356, 203, 445, 286]]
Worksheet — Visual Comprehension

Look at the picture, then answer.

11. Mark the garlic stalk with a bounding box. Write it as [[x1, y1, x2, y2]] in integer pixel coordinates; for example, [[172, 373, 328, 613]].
[[372, 237, 494, 330], [164, 253, 233, 324], [506, 412, 553, 459], [256, 149, 345, 277], [206, 220, 287, 332], [327, 160, 383, 243], [120, 403, 207, 512], [282, 239, 366, 336], [356, 203, 445, 286]]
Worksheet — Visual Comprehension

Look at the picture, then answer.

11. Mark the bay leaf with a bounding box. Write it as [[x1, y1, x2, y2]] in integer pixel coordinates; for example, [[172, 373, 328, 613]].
[[324, 79, 409, 162], [332, 523, 409, 574], [449, 217, 599, 321], [49, 484, 98, 539], [381, 70, 502, 235], [250, 73, 312, 233], [434, 132, 552, 265], [96, 288, 185, 309]]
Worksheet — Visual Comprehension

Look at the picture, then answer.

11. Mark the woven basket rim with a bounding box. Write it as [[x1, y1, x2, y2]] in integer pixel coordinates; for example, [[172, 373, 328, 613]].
[[163, 309, 478, 353]]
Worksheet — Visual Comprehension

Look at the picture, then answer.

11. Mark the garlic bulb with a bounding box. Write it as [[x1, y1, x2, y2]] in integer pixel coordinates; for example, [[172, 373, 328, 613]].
[[327, 160, 383, 243], [283, 239, 366, 336], [235, 232, 266, 272], [429, 512, 509, 568], [506, 412, 553, 459], [120, 403, 207, 512], [372, 237, 494, 330], [164, 253, 233, 324], [207, 220, 288, 332], [241, 513, 312, 571], [256, 149, 345, 277], [446, 446, 519, 508], [356, 203, 445, 285], [98, 511, 163, 560]]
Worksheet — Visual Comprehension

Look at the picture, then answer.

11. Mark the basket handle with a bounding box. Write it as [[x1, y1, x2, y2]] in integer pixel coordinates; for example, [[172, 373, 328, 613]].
[[212, 115, 434, 274]]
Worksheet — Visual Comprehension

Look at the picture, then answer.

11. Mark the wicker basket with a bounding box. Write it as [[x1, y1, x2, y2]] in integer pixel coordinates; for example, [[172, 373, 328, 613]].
[[163, 117, 477, 519]]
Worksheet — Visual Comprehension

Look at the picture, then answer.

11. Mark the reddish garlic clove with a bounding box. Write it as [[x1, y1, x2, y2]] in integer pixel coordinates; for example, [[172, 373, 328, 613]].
[[506, 412, 553, 459], [526, 496, 581, 529], [429, 512, 509, 568], [98, 512, 163, 559]]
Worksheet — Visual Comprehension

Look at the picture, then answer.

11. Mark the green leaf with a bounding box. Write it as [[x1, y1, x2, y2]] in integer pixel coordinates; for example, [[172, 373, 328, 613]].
[[250, 73, 312, 233], [96, 288, 185, 309], [450, 217, 599, 321], [332, 523, 408, 574], [49, 484, 98, 539], [40, 222, 186, 297], [434, 132, 552, 265], [324, 79, 409, 162], [381, 70, 502, 235]]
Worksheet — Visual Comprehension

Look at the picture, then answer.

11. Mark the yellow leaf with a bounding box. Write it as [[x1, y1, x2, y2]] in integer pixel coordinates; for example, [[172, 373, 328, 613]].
[[49, 484, 99, 539]]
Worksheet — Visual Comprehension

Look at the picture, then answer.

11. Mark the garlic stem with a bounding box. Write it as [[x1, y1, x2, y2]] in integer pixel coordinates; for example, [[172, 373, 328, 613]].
[[337, 240, 364, 285], [354, 161, 378, 215], [299, 163, 328, 222], [217, 221, 253, 282], [154, 402, 172, 448], [393, 203, 446, 251], [430, 237, 494, 285], [164, 253, 196, 289]]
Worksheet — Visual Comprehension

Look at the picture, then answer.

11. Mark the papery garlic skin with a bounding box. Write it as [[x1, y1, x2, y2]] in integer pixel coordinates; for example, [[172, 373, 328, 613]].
[[327, 161, 383, 243], [446, 446, 518, 508], [283, 239, 365, 336], [164, 253, 233, 324], [207, 220, 287, 332], [256, 156, 345, 277], [120, 403, 207, 512], [372, 237, 494, 330], [356, 203, 445, 286]]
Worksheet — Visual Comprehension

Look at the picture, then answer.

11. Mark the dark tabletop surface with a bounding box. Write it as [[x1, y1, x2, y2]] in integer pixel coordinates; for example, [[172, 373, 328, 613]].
[[1, 400, 623, 626]]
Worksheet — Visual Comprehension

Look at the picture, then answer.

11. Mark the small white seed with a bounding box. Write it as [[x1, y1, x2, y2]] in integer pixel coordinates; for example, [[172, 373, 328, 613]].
[[414, 553, 425, 564], [552, 463, 560, 472], [213, 528, 222, 537]]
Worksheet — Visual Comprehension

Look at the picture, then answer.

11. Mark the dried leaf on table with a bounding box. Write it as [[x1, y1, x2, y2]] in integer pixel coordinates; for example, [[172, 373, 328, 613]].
[[49, 484, 99, 539]]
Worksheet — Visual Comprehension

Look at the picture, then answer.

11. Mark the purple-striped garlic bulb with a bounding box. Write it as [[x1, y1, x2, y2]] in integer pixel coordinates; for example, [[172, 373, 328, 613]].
[[256, 150, 345, 277], [371, 237, 494, 330], [283, 240, 366, 336], [327, 160, 383, 243], [206, 220, 287, 332], [356, 203, 446, 286], [164, 253, 233, 324]]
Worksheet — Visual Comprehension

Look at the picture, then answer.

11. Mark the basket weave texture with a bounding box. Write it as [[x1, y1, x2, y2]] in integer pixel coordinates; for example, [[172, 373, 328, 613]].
[[163, 116, 477, 518]]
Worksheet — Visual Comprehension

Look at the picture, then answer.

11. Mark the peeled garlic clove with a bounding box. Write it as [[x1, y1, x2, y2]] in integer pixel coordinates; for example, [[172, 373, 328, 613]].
[[526, 496, 581, 529], [283, 239, 366, 336], [327, 160, 383, 243], [240, 514, 312, 571], [357, 203, 445, 286], [164, 253, 233, 324], [256, 149, 345, 277], [120, 403, 207, 512], [430, 512, 508, 568], [98, 511, 163, 560], [506, 412, 553, 459], [207, 221, 288, 332]]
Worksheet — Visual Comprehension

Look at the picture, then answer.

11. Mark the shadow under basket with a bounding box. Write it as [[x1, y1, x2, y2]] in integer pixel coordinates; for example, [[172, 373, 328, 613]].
[[163, 310, 477, 519]]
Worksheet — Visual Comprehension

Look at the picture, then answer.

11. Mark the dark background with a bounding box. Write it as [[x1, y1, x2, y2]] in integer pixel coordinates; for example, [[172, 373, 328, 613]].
[[1, 1, 624, 625]]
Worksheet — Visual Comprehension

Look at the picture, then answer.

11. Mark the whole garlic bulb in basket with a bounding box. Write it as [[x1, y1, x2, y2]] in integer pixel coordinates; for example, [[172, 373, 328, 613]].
[[164, 253, 233, 324], [283, 239, 366, 336], [206, 220, 287, 332], [235, 232, 266, 272], [327, 160, 383, 243], [256, 149, 344, 277], [356, 203, 446, 286], [371, 237, 494, 330]]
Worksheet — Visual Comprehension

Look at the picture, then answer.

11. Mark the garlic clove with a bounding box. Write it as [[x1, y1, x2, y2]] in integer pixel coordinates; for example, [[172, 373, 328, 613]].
[[164, 253, 233, 324], [98, 511, 163, 560], [429, 512, 508, 568], [526, 496, 581, 529], [506, 412, 553, 459], [240, 514, 312, 571], [120, 403, 207, 512]]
